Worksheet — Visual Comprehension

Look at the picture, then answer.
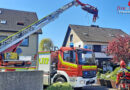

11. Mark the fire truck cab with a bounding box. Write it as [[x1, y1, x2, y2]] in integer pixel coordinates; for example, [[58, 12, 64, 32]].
[[38, 45, 97, 88]]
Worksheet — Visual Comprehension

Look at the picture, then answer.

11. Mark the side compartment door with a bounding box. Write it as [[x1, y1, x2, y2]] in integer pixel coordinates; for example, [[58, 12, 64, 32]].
[[38, 52, 51, 85]]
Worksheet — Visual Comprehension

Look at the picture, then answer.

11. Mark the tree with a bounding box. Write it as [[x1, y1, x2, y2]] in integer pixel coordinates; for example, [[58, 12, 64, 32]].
[[106, 35, 130, 64], [39, 38, 53, 51]]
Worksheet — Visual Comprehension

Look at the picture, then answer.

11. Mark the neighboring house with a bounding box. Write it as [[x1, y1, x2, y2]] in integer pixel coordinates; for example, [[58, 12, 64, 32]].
[[63, 24, 127, 67], [0, 8, 42, 57]]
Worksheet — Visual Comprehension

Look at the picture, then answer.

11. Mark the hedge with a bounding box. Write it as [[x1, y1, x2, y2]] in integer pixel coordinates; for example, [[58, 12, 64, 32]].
[[46, 82, 73, 90]]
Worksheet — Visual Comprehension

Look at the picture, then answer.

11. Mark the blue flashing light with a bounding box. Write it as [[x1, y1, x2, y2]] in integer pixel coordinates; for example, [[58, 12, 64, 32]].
[[84, 71, 88, 75], [70, 42, 74, 48], [84, 45, 88, 49], [93, 71, 96, 75]]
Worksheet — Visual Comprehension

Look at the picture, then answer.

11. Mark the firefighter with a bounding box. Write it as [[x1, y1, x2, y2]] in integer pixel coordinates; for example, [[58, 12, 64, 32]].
[[116, 60, 129, 88]]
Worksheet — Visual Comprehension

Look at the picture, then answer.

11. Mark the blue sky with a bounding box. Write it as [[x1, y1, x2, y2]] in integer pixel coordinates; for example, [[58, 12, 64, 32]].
[[0, 0, 130, 47]]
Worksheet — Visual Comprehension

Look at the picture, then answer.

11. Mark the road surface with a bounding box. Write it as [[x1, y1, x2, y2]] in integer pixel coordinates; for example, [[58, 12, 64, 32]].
[[74, 85, 117, 90]]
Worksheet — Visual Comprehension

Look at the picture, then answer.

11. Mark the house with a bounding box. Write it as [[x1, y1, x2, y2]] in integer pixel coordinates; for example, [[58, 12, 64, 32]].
[[62, 24, 127, 67], [0, 8, 42, 57]]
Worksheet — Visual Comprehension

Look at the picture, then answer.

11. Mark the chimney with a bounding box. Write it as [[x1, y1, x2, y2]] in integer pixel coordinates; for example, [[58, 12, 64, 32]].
[[91, 25, 99, 28]]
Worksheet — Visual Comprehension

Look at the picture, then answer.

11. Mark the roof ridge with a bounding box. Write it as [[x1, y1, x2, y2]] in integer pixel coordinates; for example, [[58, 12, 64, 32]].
[[69, 24, 122, 31], [0, 8, 36, 14]]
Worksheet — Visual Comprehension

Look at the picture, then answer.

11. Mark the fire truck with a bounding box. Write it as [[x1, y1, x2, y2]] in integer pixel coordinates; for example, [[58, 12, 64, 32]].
[[39, 44, 97, 88], [0, 0, 98, 87]]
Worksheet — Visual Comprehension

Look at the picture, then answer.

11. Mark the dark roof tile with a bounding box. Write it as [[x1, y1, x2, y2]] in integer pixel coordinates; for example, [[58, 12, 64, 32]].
[[0, 8, 42, 34], [69, 24, 127, 43]]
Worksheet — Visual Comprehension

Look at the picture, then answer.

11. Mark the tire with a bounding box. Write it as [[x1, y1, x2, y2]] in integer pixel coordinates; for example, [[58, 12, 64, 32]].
[[43, 85, 48, 89], [14, 62, 25, 67], [74, 87, 82, 90], [54, 77, 66, 83]]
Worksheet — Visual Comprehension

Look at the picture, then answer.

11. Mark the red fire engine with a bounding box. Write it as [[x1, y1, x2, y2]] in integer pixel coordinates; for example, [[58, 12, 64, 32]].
[[39, 44, 97, 88]]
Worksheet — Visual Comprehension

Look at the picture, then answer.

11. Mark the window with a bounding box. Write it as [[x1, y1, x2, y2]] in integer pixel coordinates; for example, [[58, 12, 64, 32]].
[[0, 10, 2, 14], [79, 45, 81, 48], [17, 22, 24, 26], [93, 45, 101, 52], [0, 36, 7, 41], [120, 34, 125, 37], [20, 37, 29, 46], [70, 34, 73, 42], [84, 45, 93, 50], [0, 20, 6, 24], [101, 45, 107, 52], [63, 50, 76, 63]]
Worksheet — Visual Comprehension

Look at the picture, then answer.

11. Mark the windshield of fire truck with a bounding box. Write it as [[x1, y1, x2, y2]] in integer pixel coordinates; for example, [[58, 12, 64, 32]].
[[77, 49, 96, 65]]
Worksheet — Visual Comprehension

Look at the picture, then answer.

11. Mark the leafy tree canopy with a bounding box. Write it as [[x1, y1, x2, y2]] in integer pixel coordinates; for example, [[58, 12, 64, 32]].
[[39, 38, 53, 51], [107, 35, 130, 64]]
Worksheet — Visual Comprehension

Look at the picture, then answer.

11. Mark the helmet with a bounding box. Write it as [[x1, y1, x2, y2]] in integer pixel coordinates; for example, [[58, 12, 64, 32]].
[[120, 60, 126, 68]]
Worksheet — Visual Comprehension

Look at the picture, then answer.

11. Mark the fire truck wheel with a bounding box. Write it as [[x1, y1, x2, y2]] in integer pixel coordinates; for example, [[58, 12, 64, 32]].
[[74, 87, 83, 90], [14, 62, 25, 67], [54, 76, 67, 83]]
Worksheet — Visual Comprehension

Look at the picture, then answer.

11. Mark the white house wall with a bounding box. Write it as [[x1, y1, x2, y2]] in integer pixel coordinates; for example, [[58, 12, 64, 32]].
[[66, 29, 83, 47], [74, 41, 84, 48]]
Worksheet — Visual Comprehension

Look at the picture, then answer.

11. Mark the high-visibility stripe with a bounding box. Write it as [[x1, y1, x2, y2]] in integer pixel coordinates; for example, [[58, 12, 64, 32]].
[[58, 54, 77, 68], [0, 67, 36, 70], [82, 65, 97, 70], [38, 51, 50, 54]]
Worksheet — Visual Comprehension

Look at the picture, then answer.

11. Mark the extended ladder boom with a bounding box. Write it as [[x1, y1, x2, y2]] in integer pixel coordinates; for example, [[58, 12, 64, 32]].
[[0, 0, 98, 53], [0, 1, 76, 53]]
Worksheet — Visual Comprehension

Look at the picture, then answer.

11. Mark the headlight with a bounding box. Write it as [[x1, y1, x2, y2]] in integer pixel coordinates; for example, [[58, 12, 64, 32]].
[[83, 71, 96, 78], [83, 71, 88, 78], [80, 80, 85, 84], [84, 71, 88, 75], [93, 71, 96, 75], [83, 71, 88, 76]]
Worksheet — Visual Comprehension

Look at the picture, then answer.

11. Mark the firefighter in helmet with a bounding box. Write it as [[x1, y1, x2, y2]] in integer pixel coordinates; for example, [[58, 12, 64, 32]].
[[116, 60, 130, 88]]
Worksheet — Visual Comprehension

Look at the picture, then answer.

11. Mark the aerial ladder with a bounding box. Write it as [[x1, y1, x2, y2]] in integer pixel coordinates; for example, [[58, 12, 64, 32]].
[[0, 0, 98, 68]]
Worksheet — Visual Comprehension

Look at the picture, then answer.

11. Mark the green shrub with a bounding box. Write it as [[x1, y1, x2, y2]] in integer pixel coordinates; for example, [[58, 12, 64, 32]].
[[98, 67, 121, 81], [98, 66, 130, 81], [100, 74, 106, 79], [97, 68, 103, 79], [127, 66, 130, 69], [96, 71, 100, 78], [98, 68, 103, 73], [46, 82, 73, 90]]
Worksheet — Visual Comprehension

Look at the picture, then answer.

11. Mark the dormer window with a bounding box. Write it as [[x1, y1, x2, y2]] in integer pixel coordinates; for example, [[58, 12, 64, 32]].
[[17, 22, 24, 26], [109, 34, 115, 37], [0, 20, 6, 24], [120, 34, 125, 37], [83, 33, 89, 36]]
